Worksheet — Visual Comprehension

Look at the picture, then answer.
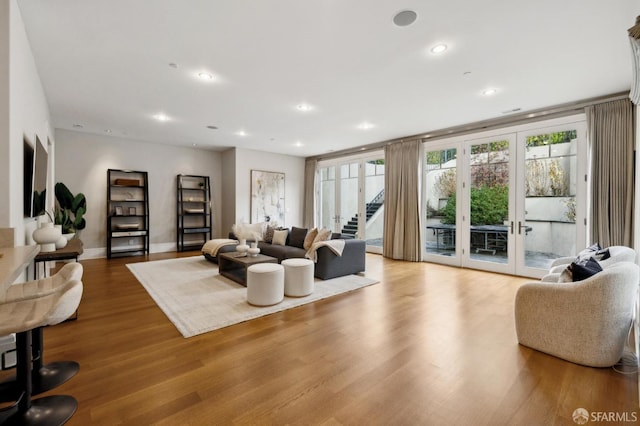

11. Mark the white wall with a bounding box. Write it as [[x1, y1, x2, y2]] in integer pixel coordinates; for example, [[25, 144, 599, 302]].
[[1, 0, 54, 245], [233, 148, 305, 228], [0, 0, 9, 229], [220, 148, 236, 236], [54, 129, 223, 258]]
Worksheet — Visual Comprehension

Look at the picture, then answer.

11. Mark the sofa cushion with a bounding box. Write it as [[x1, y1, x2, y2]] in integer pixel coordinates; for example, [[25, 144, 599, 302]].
[[258, 242, 306, 263], [289, 227, 308, 248], [272, 229, 288, 246], [303, 228, 318, 250]]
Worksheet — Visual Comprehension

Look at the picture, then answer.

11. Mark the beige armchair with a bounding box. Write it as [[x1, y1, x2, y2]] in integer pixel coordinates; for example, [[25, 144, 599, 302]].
[[542, 246, 637, 282], [515, 262, 639, 367], [548, 245, 636, 273]]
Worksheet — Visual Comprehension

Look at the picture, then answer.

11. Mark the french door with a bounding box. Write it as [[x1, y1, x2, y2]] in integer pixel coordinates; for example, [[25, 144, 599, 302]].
[[424, 117, 587, 277], [317, 152, 385, 253]]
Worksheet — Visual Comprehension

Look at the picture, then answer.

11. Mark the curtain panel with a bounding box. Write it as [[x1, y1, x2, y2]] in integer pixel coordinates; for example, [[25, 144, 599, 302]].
[[586, 98, 634, 247], [303, 159, 317, 229], [383, 140, 423, 261]]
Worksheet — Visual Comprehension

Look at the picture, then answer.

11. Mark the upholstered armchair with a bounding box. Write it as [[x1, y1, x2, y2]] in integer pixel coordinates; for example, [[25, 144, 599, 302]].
[[542, 246, 637, 282], [515, 262, 639, 367]]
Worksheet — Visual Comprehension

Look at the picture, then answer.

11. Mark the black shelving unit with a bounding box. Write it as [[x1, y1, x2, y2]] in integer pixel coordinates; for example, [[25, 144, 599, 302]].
[[107, 169, 149, 258], [177, 174, 212, 251]]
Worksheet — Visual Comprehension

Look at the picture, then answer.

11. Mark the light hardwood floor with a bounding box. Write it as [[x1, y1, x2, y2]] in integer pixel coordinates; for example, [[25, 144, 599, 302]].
[[2, 252, 637, 425]]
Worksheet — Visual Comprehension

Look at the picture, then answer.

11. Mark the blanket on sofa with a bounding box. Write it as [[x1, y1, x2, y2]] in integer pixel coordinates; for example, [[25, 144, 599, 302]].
[[201, 238, 237, 256], [305, 239, 345, 263]]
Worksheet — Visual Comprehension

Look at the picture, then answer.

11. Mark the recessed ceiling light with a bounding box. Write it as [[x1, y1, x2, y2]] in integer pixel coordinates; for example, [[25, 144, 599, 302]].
[[192, 143, 198, 147], [482, 88, 498, 96], [295, 141, 303, 147], [206, 125, 218, 130], [430, 44, 448, 54], [197, 72, 213, 80], [105, 129, 112, 133], [72, 123, 84, 129], [393, 10, 418, 27], [358, 122, 374, 130], [153, 113, 170, 122], [296, 103, 313, 112], [168, 63, 178, 69], [236, 130, 247, 137]]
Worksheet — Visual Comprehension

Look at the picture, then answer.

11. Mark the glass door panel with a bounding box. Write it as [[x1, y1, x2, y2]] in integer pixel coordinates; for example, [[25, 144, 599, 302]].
[[339, 162, 360, 237], [516, 124, 586, 277], [319, 166, 336, 231], [364, 158, 385, 253], [425, 148, 458, 258], [467, 138, 512, 265]]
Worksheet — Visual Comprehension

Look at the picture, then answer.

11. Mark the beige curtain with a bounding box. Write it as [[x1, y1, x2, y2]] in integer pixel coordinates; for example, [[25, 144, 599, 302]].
[[383, 140, 423, 261], [303, 159, 317, 228], [586, 98, 634, 247]]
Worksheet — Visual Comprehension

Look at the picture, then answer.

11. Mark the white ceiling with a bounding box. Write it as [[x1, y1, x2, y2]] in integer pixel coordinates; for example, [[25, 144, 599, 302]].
[[17, 0, 639, 157]]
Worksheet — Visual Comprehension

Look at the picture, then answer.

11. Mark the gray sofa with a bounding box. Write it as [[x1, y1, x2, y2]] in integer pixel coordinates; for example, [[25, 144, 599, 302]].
[[206, 228, 366, 280]]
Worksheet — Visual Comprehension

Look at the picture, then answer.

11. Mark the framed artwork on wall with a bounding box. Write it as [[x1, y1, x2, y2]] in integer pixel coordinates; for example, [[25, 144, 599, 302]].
[[250, 169, 285, 224]]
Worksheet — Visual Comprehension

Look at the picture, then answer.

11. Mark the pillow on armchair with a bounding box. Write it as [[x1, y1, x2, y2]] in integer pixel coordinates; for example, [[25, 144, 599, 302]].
[[559, 257, 603, 282]]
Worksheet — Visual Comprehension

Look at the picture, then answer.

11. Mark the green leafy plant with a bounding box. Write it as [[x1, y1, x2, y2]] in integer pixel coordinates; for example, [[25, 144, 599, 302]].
[[441, 185, 508, 226], [54, 182, 87, 234]]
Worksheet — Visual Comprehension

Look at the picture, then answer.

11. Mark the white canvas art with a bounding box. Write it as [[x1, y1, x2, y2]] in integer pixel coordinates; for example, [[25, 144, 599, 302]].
[[251, 170, 285, 224]]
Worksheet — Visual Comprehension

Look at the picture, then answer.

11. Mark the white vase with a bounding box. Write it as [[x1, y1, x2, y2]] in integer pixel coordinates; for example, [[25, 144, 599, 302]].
[[248, 247, 260, 257], [237, 239, 249, 256], [33, 222, 62, 253]]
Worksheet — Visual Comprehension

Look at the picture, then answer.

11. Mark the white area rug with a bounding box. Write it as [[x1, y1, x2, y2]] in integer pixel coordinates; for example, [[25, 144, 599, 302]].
[[126, 256, 378, 338]]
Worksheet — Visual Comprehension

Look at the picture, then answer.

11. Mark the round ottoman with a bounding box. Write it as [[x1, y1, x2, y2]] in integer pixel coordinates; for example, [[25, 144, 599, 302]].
[[247, 263, 284, 306], [282, 258, 314, 297]]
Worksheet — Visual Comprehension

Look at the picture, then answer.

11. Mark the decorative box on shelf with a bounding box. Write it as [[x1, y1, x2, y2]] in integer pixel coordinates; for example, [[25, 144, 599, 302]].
[[114, 178, 140, 186]]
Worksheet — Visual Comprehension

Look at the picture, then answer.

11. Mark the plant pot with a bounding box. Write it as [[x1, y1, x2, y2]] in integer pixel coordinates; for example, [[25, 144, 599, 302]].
[[55, 225, 67, 249]]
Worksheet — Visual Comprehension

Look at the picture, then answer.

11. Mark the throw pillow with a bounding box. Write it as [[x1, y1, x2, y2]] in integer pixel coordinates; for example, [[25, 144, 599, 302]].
[[577, 243, 601, 260], [272, 229, 288, 246], [289, 226, 308, 248], [313, 228, 332, 244], [593, 248, 611, 261], [559, 257, 603, 282], [571, 257, 603, 281], [263, 225, 275, 243], [303, 228, 318, 250]]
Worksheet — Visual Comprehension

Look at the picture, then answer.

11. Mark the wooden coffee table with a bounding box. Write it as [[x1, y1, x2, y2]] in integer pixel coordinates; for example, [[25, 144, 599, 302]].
[[218, 252, 278, 286]]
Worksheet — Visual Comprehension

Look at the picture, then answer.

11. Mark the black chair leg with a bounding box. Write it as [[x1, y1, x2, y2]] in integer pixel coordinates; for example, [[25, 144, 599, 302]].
[[0, 328, 79, 402], [0, 331, 77, 426]]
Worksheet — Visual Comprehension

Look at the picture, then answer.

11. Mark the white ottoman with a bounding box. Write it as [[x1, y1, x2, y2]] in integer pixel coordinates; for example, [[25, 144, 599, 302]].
[[247, 263, 284, 306], [282, 258, 314, 297]]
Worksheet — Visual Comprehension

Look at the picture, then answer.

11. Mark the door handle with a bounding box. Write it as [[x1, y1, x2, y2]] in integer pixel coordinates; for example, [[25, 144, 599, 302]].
[[510, 221, 514, 235], [518, 221, 526, 235]]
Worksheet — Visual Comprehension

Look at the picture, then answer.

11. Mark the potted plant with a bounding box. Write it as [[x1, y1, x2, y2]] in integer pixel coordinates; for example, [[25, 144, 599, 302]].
[[54, 182, 87, 238]]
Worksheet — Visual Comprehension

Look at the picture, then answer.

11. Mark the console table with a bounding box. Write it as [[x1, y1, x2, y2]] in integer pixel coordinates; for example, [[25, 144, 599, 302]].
[[33, 239, 83, 279], [0, 245, 40, 302]]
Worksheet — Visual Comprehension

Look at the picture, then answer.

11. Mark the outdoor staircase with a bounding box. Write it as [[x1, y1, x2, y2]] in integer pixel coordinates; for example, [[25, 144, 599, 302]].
[[340, 190, 384, 237]]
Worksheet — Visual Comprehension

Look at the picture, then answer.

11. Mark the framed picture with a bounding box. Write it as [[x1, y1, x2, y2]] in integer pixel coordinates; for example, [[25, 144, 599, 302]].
[[250, 170, 285, 224], [128, 207, 136, 216], [114, 206, 123, 216]]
